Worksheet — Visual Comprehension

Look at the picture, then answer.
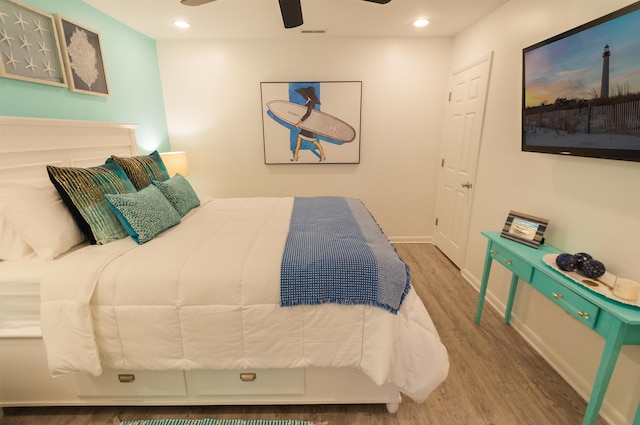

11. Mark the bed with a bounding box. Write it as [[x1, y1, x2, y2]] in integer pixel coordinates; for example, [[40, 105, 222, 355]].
[[0, 116, 448, 413]]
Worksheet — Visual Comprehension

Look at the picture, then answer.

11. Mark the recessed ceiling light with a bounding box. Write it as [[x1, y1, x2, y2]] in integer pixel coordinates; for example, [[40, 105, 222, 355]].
[[173, 20, 191, 29], [413, 19, 429, 28]]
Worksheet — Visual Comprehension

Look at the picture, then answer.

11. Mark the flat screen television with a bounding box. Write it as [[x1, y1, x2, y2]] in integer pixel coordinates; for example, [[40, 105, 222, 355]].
[[522, 2, 640, 162]]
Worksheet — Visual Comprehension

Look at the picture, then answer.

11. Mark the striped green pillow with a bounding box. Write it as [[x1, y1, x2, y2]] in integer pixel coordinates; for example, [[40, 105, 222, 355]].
[[111, 151, 170, 191], [47, 160, 136, 245]]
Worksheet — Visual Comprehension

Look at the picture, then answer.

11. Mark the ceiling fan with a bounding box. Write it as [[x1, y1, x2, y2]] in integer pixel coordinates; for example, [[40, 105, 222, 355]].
[[180, 0, 392, 29]]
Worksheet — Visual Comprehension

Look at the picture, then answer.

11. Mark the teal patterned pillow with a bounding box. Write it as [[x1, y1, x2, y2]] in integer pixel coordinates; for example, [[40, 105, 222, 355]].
[[105, 185, 181, 244], [152, 174, 200, 217], [47, 160, 136, 245], [111, 151, 170, 191]]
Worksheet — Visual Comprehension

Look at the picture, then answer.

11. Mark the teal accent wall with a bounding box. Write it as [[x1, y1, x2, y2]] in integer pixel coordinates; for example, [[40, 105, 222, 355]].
[[0, 0, 169, 154]]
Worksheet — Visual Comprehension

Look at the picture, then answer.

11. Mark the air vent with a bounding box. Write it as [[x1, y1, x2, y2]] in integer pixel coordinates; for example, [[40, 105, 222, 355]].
[[301, 29, 327, 34]]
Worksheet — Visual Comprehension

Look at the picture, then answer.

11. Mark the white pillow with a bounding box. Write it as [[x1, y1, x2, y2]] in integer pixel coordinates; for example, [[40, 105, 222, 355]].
[[0, 217, 36, 261], [0, 179, 85, 260]]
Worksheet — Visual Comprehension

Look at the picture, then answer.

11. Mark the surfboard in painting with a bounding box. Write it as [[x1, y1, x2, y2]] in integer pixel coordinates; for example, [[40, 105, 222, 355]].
[[267, 100, 357, 143]]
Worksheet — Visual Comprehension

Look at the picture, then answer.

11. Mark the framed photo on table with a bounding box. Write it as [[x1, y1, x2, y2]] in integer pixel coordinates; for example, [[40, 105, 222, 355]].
[[0, 0, 67, 87], [56, 15, 109, 96], [501, 210, 549, 248]]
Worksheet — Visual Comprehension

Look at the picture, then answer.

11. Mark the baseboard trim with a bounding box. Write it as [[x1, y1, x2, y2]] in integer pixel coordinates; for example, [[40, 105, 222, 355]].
[[389, 236, 432, 244]]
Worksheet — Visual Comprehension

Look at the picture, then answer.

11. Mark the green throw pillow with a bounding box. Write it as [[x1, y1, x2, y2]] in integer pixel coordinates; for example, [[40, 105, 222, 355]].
[[105, 185, 181, 244], [111, 151, 170, 191], [152, 173, 200, 217], [47, 160, 136, 245]]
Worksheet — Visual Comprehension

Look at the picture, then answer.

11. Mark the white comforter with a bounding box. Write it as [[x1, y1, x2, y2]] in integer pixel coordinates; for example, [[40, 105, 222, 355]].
[[40, 197, 448, 402]]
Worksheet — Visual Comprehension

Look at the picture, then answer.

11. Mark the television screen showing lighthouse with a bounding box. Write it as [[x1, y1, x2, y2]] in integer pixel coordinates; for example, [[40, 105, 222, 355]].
[[522, 2, 640, 162]]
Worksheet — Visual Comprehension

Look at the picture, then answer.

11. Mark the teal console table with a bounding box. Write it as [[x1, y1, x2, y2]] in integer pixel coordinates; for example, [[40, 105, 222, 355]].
[[475, 231, 640, 425]]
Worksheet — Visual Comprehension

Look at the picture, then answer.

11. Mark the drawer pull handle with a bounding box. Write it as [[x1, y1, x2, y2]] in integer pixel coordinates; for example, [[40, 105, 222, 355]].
[[578, 311, 590, 319], [240, 373, 257, 382], [552, 292, 564, 300], [118, 374, 135, 383], [490, 249, 498, 255], [503, 259, 512, 265]]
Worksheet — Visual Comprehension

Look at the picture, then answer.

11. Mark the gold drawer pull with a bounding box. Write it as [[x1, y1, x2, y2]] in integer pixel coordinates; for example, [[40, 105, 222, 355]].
[[578, 311, 590, 319], [240, 373, 257, 382], [490, 249, 498, 255], [552, 292, 564, 300], [503, 259, 512, 265], [118, 374, 135, 383]]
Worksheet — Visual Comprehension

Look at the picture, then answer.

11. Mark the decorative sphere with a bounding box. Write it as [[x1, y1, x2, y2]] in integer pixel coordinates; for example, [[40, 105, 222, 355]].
[[556, 253, 577, 271], [574, 252, 593, 272], [579, 259, 606, 278]]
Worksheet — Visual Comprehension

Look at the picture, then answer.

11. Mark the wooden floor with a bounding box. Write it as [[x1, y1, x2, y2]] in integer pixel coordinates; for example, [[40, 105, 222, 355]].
[[0, 244, 608, 425]]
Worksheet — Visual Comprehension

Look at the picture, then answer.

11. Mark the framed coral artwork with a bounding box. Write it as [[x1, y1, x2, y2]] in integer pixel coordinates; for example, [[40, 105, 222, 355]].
[[0, 0, 67, 87], [56, 15, 109, 96]]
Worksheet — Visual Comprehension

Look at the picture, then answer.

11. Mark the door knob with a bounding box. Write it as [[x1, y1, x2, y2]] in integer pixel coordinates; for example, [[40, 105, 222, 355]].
[[461, 182, 473, 189]]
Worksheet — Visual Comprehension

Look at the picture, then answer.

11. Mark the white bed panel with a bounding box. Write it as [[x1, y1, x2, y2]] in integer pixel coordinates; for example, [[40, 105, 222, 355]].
[[0, 116, 138, 180], [0, 260, 43, 329]]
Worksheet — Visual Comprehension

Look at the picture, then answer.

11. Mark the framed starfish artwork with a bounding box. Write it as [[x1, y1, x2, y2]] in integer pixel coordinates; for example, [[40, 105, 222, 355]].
[[0, 0, 67, 87], [56, 15, 109, 96]]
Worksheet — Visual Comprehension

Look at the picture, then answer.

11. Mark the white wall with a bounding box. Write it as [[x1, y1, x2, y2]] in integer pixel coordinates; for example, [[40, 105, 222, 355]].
[[157, 38, 452, 241], [453, 1, 640, 424]]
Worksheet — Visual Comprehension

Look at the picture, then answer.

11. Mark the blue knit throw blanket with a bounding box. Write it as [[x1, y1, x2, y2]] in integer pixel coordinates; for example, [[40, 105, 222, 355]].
[[280, 197, 410, 314]]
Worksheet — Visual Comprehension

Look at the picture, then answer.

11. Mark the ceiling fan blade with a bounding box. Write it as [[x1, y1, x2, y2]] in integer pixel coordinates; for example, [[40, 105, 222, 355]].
[[180, 0, 216, 6], [278, 0, 303, 28], [362, 0, 391, 3]]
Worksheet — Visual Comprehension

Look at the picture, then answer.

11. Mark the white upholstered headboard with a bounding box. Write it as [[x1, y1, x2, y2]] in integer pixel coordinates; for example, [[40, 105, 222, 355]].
[[0, 116, 139, 180]]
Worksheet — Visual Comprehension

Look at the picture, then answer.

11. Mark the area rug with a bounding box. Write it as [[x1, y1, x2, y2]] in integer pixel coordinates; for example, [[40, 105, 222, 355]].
[[115, 419, 326, 425]]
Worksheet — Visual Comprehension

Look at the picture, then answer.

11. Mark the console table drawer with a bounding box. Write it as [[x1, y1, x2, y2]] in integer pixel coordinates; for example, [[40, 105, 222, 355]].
[[534, 274, 600, 328], [489, 245, 533, 282]]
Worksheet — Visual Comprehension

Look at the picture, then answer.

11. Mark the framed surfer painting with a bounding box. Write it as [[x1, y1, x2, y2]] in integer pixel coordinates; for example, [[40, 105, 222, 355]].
[[261, 81, 362, 164]]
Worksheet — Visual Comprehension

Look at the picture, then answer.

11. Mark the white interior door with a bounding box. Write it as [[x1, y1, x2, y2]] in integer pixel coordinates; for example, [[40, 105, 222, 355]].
[[434, 53, 493, 268]]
